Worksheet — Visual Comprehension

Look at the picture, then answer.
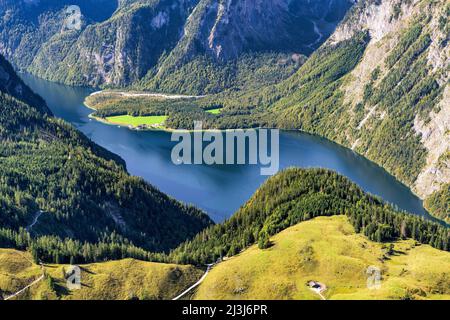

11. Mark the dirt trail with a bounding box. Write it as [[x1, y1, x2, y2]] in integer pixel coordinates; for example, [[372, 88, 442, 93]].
[[4, 274, 44, 300], [172, 264, 214, 300]]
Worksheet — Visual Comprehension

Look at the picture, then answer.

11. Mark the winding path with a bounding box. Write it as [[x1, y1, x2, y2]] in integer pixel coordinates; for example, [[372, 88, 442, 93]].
[[3, 274, 44, 300], [315, 291, 326, 300], [172, 264, 214, 300], [26, 210, 43, 232]]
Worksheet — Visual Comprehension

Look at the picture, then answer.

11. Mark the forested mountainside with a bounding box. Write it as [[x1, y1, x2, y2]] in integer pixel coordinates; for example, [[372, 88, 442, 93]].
[[93, 0, 448, 221], [424, 183, 450, 223], [170, 168, 449, 265], [0, 55, 48, 114], [267, 0, 450, 221], [0, 55, 212, 263], [0, 0, 119, 68], [0, 0, 353, 93], [1, 168, 449, 300]]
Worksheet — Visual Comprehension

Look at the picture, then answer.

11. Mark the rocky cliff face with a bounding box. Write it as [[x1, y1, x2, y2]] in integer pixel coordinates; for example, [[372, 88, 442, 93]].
[[199, 0, 353, 60], [332, 0, 449, 201], [270, 0, 449, 219], [0, 0, 353, 89], [0, 0, 119, 69], [27, 0, 199, 87], [150, 0, 353, 80]]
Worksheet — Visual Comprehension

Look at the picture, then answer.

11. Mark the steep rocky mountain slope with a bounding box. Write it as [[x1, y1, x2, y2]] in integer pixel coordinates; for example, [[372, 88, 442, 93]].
[[325, 0, 449, 202], [0, 0, 119, 69], [141, 0, 354, 93], [164, 0, 447, 221], [0, 0, 353, 92], [74, 0, 448, 222], [269, 0, 449, 221], [0, 54, 213, 263]]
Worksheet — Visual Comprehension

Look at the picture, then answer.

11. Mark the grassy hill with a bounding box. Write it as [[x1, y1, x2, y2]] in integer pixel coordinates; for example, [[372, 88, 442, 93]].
[[1, 166, 448, 300], [195, 216, 450, 300], [0, 249, 203, 300], [3, 216, 448, 300], [170, 168, 449, 266]]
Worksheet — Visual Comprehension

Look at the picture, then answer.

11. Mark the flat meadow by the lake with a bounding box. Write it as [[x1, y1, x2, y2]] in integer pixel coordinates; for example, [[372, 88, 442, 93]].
[[105, 115, 168, 127]]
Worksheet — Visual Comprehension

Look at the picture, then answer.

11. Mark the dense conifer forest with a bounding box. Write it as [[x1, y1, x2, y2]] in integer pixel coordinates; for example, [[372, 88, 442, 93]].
[[0, 56, 213, 264], [170, 168, 449, 265]]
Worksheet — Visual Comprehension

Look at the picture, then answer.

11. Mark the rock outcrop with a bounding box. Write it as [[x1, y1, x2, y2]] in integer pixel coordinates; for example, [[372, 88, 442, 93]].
[[0, 0, 353, 89]]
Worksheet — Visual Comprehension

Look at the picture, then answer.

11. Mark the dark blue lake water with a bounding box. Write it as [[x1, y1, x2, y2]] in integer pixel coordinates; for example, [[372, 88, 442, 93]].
[[21, 74, 431, 222]]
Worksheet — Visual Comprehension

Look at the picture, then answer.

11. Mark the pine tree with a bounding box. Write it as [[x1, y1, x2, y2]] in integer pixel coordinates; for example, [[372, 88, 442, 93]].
[[258, 231, 271, 249]]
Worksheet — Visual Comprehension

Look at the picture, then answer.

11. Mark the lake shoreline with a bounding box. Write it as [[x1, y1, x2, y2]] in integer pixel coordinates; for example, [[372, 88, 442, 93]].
[[21, 72, 436, 224], [86, 98, 431, 211], [85, 97, 175, 132], [84, 95, 432, 210]]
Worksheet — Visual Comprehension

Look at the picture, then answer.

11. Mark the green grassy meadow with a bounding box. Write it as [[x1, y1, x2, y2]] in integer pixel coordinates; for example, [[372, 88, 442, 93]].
[[1, 216, 449, 300], [0, 249, 203, 300], [105, 115, 168, 128], [205, 108, 222, 115], [194, 216, 450, 300]]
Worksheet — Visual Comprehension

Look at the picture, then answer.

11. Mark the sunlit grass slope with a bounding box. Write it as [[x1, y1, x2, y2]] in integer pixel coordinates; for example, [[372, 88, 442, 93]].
[[194, 216, 450, 300], [0, 249, 203, 300], [105, 115, 168, 127], [205, 108, 222, 115]]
